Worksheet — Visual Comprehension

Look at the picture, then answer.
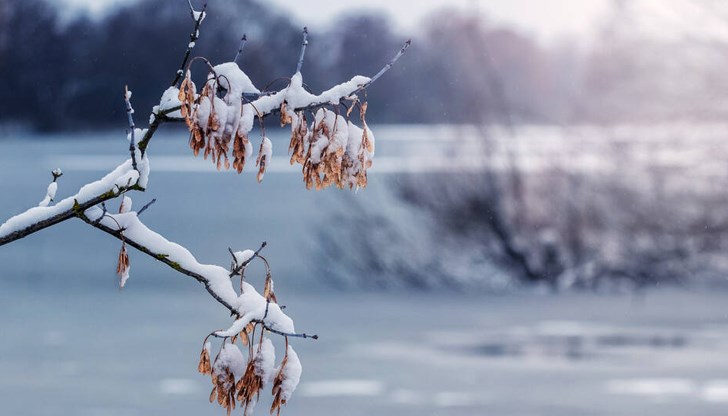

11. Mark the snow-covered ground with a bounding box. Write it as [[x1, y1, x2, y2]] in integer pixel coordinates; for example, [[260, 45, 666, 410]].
[[2, 125, 728, 415]]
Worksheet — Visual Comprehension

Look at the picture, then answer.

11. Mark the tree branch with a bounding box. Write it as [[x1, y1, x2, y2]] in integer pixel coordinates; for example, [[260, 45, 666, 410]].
[[75, 206, 314, 339], [171, 2, 207, 87], [124, 86, 138, 171], [295, 27, 308, 73], [0, 160, 142, 246], [233, 34, 247, 63], [78, 208, 237, 311]]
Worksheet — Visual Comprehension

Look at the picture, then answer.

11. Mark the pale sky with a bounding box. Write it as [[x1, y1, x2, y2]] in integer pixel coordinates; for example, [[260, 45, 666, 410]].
[[59, 0, 612, 42], [266, 0, 611, 41]]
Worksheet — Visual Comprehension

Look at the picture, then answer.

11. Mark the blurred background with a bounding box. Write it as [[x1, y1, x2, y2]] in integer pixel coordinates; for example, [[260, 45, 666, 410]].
[[3, 0, 728, 415]]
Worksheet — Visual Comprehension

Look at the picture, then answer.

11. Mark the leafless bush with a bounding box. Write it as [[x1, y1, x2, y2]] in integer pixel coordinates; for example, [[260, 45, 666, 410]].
[[320, 125, 728, 291]]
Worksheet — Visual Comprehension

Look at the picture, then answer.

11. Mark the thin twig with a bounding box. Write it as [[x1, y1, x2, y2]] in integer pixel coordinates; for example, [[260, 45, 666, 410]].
[[229, 241, 267, 277], [92, 202, 107, 225], [136, 198, 156, 216], [295, 27, 308, 73], [233, 34, 247, 63], [171, 2, 207, 87], [0, 182, 141, 247], [252, 321, 318, 339], [78, 211, 237, 311], [124, 86, 138, 171], [360, 38, 411, 90]]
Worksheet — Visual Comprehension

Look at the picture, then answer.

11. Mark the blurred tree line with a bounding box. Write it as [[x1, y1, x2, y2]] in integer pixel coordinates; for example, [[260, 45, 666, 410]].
[[2, 0, 727, 130], [0, 0, 578, 131]]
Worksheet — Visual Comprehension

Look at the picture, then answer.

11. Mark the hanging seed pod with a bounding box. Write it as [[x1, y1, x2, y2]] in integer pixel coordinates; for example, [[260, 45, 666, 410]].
[[116, 241, 130, 288], [178, 74, 197, 125], [290, 117, 308, 166], [256, 137, 272, 183], [235, 359, 263, 413], [198, 342, 212, 375], [270, 353, 289, 416], [280, 103, 293, 127], [232, 132, 250, 173]]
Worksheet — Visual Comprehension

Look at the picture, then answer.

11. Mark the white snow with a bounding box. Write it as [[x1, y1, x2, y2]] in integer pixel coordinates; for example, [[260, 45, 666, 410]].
[[38, 182, 57, 207], [67, 202, 296, 335], [119, 265, 130, 288], [119, 196, 132, 213], [233, 249, 255, 265], [279, 346, 302, 402], [256, 137, 273, 180], [153, 87, 182, 119], [254, 337, 276, 383], [192, 10, 206, 23], [0, 158, 138, 238], [214, 342, 246, 380], [212, 62, 260, 97], [344, 121, 376, 186]]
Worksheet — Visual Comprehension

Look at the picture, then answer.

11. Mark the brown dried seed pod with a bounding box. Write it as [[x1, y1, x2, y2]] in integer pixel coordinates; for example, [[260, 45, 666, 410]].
[[236, 359, 263, 413], [198, 345, 212, 375], [280, 103, 293, 127], [116, 242, 129, 287], [209, 385, 217, 403], [270, 353, 290, 416], [288, 112, 308, 166], [178, 76, 196, 126]]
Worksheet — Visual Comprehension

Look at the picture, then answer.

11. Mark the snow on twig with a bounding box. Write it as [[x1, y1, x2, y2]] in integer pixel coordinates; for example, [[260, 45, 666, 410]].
[[233, 34, 247, 63], [361, 38, 411, 91], [171, 2, 207, 87], [295, 27, 308, 74], [0, 159, 140, 246], [77, 207, 316, 339], [124, 86, 138, 171]]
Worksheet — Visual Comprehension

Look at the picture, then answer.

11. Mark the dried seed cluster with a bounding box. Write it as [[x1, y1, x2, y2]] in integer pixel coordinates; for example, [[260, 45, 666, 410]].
[[199, 327, 300, 416], [180, 75, 256, 176], [195, 250, 301, 416], [285, 100, 374, 190], [177, 64, 375, 190]]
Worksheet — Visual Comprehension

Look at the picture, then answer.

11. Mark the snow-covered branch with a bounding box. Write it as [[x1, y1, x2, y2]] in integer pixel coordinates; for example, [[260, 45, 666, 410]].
[[77, 204, 314, 337], [0, 3, 408, 415], [171, 1, 207, 87], [124, 86, 138, 170], [0, 159, 144, 246]]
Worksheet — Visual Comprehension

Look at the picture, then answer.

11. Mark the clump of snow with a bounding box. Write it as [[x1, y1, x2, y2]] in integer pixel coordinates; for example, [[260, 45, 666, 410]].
[[192, 10, 206, 23], [38, 182, 57, 207], [279, 346, 302, 402], [254, 337, 276, 383], [0, 158, 140, 239], [153, 87, 182, 120], [119, 196, 132, 213], [212, 62, 260, 97], [119, 264, 130, 288], [344, 121, 375, 187], [214, 342, 246, 380], [234, 249, 255, 265], [256, 137, 272, 181], [137, 151, 151, 189]]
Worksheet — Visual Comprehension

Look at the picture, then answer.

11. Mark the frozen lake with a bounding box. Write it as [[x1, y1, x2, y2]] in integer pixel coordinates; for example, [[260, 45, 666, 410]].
[[2, 126, 728, 415]]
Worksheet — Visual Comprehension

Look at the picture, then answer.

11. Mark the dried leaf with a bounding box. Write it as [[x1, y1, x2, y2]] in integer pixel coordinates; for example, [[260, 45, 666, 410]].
[[116, 242, 130, 288], [280, 103, 293, 127], [198, 345, 212, 375], [236, 359, 263, 414], [270, 353, 289, 416]]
